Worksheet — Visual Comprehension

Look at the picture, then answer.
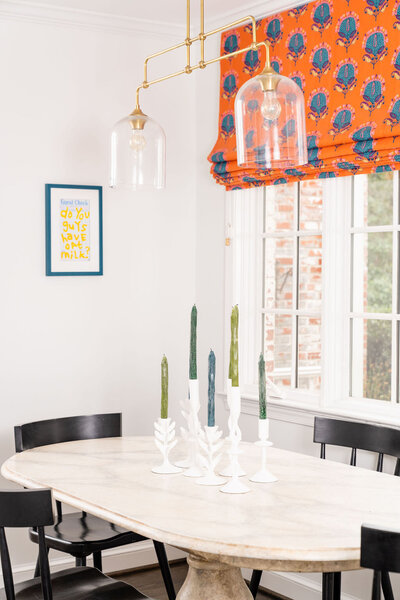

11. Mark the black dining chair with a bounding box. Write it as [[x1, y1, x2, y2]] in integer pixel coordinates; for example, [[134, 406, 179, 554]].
[[0, 488, 151, 600], [314, 417, 400, 600], [249, 416, 400, 600], [361, 524, 398, 600], [14, 413, 176, 600]]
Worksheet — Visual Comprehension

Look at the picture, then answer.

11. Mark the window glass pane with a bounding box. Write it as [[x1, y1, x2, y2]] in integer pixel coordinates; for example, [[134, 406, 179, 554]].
[[298, 316, 321, 391], [264, 238, 293, 309], [351, 318, 391, 401], [264, 314, 292, 387], [298, 235, 322, 311], [299, 180, 323, 232], [352, 233, 392, 313], [265, 183, 296, 233], [353, 172, 393, 227]]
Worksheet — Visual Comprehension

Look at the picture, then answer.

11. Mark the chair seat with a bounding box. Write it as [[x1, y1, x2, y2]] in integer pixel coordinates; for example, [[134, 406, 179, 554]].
[[29, 512, 146, 556], [0, 567, 148, 600]]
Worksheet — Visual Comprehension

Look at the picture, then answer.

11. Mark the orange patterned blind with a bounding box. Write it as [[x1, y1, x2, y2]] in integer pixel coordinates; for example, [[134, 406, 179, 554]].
[[208, 0, 400, 190]]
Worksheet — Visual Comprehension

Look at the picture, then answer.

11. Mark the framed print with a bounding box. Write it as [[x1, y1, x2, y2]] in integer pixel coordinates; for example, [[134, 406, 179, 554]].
[[45, 184, 103, 276]]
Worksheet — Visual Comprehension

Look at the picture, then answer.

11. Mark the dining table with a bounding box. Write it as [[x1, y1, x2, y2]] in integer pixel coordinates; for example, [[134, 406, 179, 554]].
[[2, 436, 400, 600]]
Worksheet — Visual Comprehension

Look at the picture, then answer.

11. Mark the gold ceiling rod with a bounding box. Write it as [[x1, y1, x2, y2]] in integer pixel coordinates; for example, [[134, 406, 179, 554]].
[[134, 0, 271, 110]]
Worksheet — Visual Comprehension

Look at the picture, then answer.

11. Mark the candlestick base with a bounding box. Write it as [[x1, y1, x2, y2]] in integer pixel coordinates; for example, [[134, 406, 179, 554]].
[[197, 473, 226, 486], [249, 468, 277, 483], [175, 456, 191, 469], [220, 476, 250, 494], [152, 418, 183, 475], [152, 461, 183, 475]]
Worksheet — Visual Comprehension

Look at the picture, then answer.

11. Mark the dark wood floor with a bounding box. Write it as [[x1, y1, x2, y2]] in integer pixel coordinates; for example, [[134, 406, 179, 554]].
[[117, 561, 280, 600]]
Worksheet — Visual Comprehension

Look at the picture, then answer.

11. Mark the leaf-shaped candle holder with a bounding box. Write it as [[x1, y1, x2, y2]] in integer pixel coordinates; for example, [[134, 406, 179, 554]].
[[152, 418, 182, 474], [196, 426, 225, 486]]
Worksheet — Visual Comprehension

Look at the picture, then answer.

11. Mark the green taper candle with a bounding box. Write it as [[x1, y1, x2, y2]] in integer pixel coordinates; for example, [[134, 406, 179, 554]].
[[189, 305, 197, 380], [230, 305, 239, 387], [208, 349, 216, 427], [161, 355, 168, 419], [258, 353, 267, 419]]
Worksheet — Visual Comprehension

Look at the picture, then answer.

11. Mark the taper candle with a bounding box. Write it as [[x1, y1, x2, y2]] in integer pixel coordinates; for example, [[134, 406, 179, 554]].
[[230, 305, 239, 387], [208, 350, 216, 427], [189, 305, 197, 380], [258, 353, 266, 419], [161, 355, 168, 419]]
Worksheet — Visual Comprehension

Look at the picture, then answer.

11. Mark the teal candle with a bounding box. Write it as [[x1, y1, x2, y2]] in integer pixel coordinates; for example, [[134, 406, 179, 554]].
[[230, 305, 239, 387], [161, 355, 168, 419], [189, 305, 197, 380], [258, 353, 266, 419], [208, 350, 216, 427]]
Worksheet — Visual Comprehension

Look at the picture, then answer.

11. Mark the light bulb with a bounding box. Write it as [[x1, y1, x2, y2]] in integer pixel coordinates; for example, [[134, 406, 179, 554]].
[[261, 90, 281, 121], [129, 130, 146, 153]]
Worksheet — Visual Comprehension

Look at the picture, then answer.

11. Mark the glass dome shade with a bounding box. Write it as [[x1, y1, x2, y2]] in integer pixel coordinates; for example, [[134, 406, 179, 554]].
[[235, 69, 307, 170], [110, 110, 166, 190]]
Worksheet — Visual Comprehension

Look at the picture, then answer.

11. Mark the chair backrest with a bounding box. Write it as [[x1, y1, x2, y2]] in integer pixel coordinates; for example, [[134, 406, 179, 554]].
[[361, 524, 400, 600], [14, 413, 122, 453], [0, 489, 54, 600], [361, 524, 400, 574], [313, 417, 400, 475]]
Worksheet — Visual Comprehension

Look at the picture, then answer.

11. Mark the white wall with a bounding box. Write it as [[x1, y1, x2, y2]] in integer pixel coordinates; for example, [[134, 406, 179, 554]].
[[0, 12, 195, 569]]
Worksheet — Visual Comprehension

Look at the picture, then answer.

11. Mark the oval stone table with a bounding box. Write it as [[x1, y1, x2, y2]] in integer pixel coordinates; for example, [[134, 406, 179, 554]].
[[2, 436, 400, 600]]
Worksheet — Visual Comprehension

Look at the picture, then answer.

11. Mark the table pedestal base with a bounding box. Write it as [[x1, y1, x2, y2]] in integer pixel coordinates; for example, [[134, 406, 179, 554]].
[[176, 555, 253, 600]]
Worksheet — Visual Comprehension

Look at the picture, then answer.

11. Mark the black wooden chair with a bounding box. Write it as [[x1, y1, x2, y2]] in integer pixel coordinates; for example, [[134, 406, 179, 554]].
[[314, 417, 400, 600], [0, 488, 151, 600], [14, 413, 176, 600], [249, 416, 400, 599], [361, 524, 398, 600]]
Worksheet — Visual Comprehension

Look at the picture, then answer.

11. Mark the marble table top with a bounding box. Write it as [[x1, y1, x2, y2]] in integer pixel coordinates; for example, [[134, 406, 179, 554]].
[[2, 436, 400, 572]]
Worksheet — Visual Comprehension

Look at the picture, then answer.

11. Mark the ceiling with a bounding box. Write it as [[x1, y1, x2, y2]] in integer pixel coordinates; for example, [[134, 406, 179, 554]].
[[11, 0, 287, 27]]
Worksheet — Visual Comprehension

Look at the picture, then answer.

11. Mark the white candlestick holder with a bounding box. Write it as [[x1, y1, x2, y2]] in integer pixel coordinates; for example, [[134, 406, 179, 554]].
[[174, 394, 192, 469], [196, 425, 225, 486], [152, 418, 182, 474], [181, 379, 203, 477], [220, 384, 250, 494], [249, 418, 277, 483]]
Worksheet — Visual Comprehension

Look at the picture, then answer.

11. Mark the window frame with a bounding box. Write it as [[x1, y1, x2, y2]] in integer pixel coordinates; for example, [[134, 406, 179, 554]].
[[223, 172, 400, 426]]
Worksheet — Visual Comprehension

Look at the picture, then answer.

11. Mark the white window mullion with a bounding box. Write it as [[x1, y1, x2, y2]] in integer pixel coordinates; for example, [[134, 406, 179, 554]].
[[392, 171, 399, 403], [291, 184, 299, 388], [321, 176, 352, 407]]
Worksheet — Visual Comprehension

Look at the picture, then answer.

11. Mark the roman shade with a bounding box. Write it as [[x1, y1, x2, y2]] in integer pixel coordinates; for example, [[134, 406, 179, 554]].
[[208, 0, 400, 190]]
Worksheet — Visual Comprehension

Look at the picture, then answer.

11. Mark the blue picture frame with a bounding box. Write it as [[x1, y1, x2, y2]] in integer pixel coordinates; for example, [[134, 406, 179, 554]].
[[45, 183, 103, 276]]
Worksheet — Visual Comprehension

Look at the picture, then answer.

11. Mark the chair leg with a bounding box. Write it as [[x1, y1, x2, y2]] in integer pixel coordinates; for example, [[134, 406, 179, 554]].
[[249, 569, 262, 598], [322, 573, 334, 600], [333, 572, 341, 600], [75, 556, 87, 567], [381, 571, 393, 600], [93, 551, 102, 571], [372, 571, 381, 600], [153, 540, 176, 600], [34, 547, 49, 577]]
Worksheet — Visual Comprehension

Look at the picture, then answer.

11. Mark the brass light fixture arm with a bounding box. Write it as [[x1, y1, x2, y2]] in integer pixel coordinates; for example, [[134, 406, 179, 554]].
[[134, 0, 270, 110]]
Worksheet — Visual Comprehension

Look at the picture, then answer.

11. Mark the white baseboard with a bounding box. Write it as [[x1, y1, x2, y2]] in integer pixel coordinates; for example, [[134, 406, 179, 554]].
[[10, 541, 186, 584], [241, 568, 361, 600]]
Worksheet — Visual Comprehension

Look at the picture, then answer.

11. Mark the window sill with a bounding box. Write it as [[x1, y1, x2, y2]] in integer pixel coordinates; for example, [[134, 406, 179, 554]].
[[217, 392, 400, 429]]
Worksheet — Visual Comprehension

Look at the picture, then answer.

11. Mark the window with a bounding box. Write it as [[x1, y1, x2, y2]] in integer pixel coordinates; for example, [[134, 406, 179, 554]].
[[225, 171, 400, 417]]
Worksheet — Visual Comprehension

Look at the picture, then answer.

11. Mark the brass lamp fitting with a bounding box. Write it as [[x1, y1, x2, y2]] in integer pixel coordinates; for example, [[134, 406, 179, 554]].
[[129, 107, 146, 130], [259, 66, 278, 93]]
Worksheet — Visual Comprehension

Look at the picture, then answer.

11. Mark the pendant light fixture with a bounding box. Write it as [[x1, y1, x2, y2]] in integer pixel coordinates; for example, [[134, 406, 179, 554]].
[[110, 0, 307, 191]]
